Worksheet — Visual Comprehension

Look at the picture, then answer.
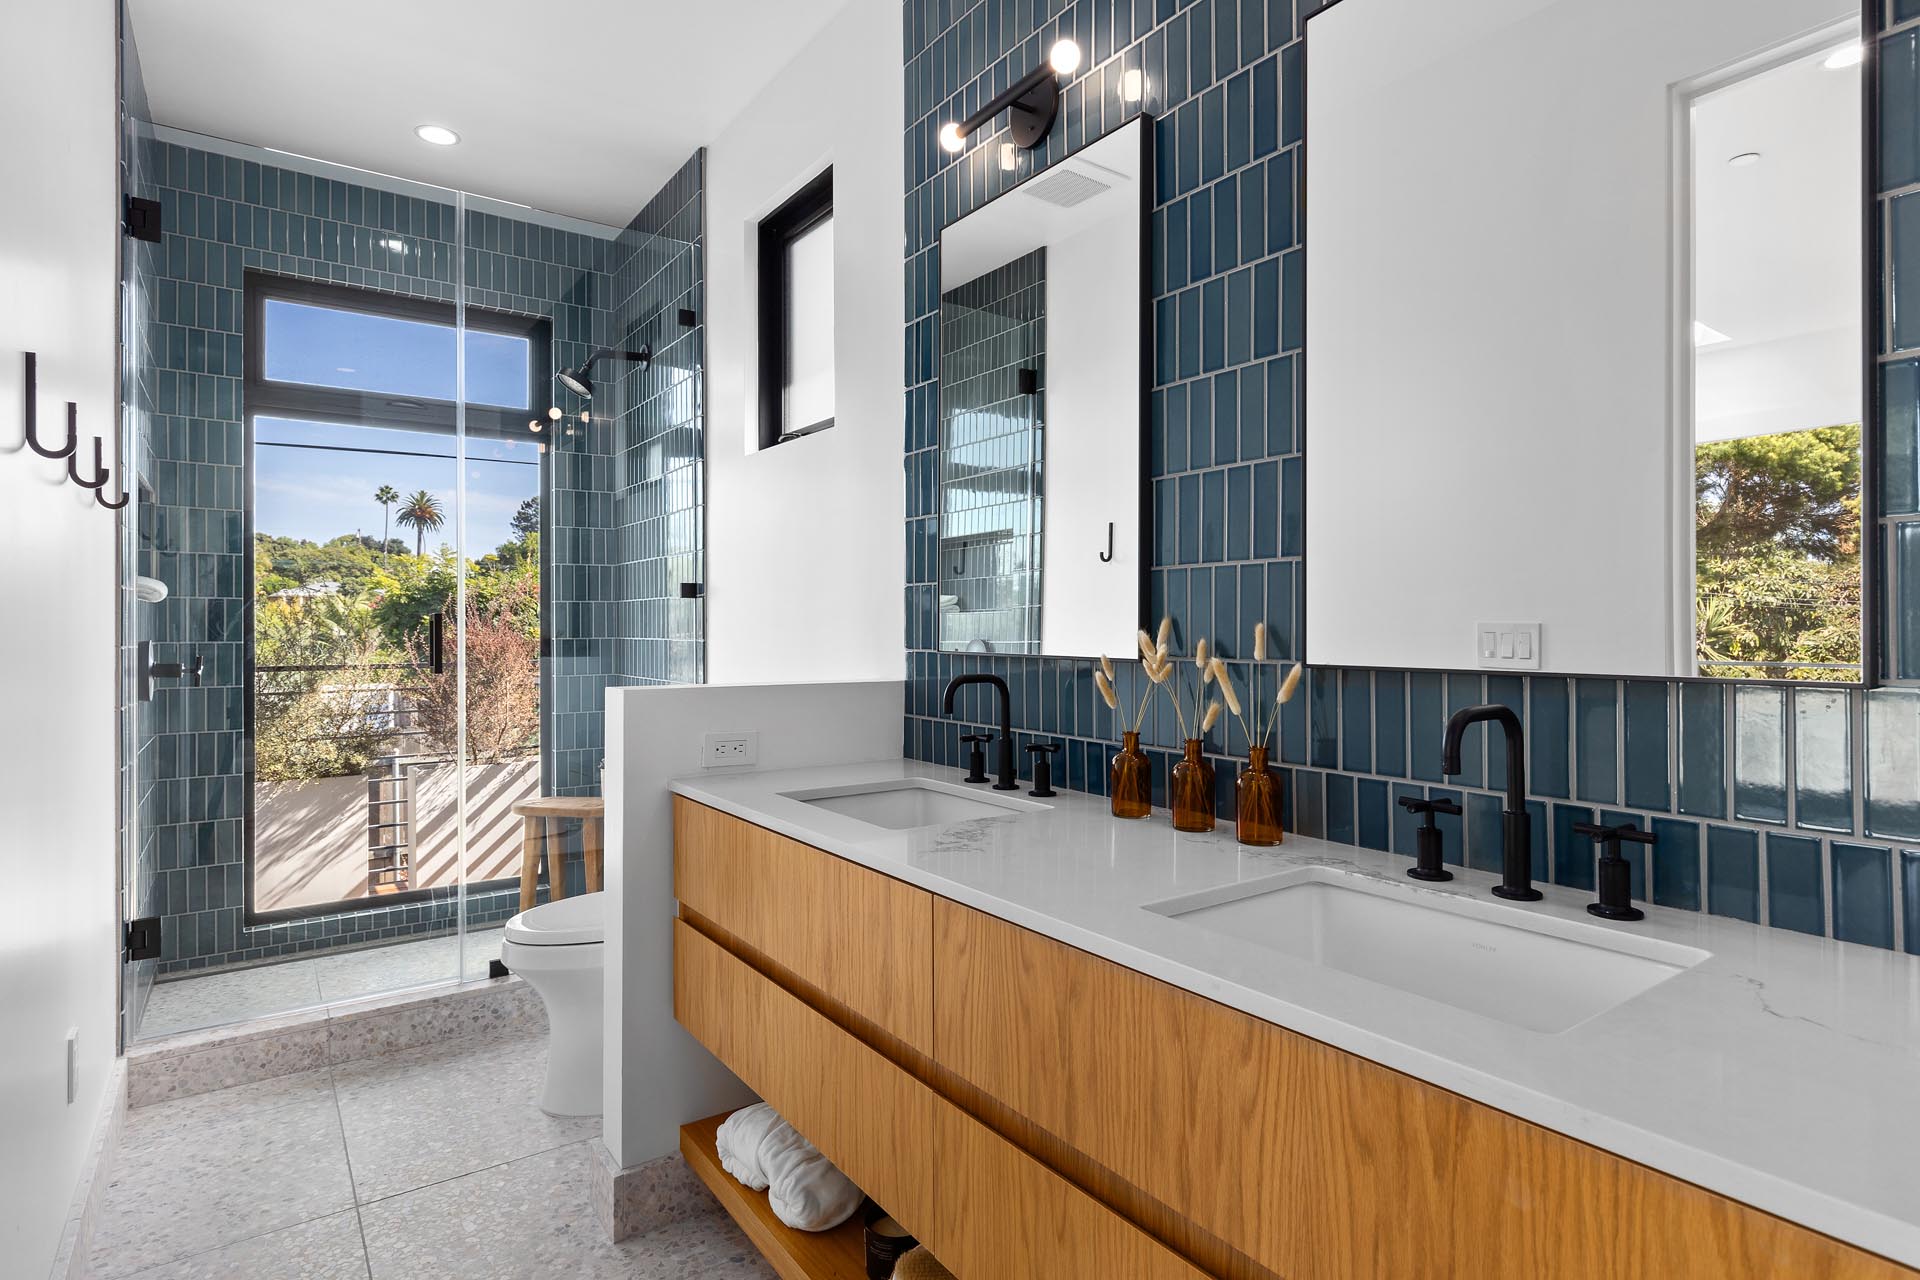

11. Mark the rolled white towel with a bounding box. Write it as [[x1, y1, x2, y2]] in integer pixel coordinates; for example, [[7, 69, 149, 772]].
[[759, 1121, 862, 1232], [715, 1102, 781, 1191]]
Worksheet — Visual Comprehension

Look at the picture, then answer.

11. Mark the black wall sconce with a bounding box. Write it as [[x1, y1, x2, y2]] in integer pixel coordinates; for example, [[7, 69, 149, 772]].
[[18, 351, 126, 510], [938, 38, 1082, 155]]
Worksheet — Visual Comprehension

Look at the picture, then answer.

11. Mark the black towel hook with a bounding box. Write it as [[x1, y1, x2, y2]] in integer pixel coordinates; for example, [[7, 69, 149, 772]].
[[23, 354, 77, 460], [68, 433, 111, 490], [1098, 521, 1114, 562]]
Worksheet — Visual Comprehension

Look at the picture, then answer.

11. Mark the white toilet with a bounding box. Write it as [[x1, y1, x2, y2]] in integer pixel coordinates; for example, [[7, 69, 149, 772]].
[[500, 891, 604, 1117]]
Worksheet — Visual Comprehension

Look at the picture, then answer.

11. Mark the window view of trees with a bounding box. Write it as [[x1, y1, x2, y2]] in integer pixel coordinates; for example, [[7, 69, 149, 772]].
[[254, 488, 540, 784], [1695, 424, 1861, 680]]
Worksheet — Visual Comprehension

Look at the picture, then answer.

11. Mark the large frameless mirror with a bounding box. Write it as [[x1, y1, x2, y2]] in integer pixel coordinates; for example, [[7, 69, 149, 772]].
[[1304, 0, 1872, 684], [935, 117, 1150, 657]]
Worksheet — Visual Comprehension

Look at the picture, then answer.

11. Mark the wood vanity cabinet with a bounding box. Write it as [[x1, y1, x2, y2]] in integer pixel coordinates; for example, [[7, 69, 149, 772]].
[[673, 799, 1916, 1280]]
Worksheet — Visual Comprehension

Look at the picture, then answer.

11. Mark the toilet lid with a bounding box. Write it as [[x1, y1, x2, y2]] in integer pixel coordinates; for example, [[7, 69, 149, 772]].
[[505, 891, 603, 946]]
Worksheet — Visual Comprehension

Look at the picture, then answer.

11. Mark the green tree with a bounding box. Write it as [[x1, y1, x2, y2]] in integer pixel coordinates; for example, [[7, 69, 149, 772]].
[[374, 484, 400, 566], [395, 489, 445, 558], [1695, 424, 1861, 678], [510, 496, 539, 541], [253, 593, 395, 781]]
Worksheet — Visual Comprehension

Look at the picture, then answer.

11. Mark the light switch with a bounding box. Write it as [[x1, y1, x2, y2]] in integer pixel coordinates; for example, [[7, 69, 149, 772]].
[[1476, 622, 1542, 670]]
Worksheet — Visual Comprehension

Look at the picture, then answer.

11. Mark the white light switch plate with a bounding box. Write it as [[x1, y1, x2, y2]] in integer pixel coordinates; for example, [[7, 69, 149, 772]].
[[1475, 622, 1542, 670], [701, 730, 759, 769]]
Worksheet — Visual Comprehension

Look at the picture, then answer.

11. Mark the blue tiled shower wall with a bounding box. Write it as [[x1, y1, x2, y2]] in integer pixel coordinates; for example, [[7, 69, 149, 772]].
[[129, 127, 702, 974], [901, 0, 1920, 953]]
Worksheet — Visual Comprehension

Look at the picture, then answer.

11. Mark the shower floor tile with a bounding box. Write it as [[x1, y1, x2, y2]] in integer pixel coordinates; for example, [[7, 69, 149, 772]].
[[92, 1029, 775, 1280], [138, 928, 504, 1041]]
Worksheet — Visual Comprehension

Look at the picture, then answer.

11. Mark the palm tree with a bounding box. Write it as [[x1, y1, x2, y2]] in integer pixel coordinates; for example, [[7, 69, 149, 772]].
[[373, 485, 399, 565], [395, 490, 445, 558]]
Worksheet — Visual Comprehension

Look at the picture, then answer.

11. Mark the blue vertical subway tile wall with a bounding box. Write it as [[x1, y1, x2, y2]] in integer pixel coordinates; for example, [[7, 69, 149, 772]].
[[900, 0, 1920, 952], [130, 129, 701, 975]]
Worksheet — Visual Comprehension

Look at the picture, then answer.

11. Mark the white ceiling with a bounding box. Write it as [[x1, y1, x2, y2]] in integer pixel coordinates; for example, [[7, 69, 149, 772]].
[[1692, 38, 1862, 441], [126, 0, 852, 228]]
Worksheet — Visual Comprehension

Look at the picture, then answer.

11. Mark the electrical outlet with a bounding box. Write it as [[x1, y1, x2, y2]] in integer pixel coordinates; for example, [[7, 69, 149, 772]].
[[702, 730, 759, 769], [1475, 622, 1543, 671]]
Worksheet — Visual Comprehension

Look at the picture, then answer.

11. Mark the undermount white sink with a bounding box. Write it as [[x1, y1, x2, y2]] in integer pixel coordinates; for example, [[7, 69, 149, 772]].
[[1147, 867, 1709, 1034], [782, 778, 1047, 831]]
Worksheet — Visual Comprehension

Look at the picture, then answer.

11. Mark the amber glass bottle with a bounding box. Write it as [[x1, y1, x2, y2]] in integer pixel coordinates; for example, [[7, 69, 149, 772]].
[[1170, 738, 1215, 833], [1110, 731, 1151, 819], [1235, 746, 1283, 846]]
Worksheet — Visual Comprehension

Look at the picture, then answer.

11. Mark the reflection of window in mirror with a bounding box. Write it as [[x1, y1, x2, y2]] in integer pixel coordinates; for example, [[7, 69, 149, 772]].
[[1687, 30, 1863, 681], [757, 168, 834, 448]]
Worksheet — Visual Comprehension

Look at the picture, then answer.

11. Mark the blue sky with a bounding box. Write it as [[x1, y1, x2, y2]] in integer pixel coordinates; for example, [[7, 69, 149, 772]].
[[253, 301, 545, 557]]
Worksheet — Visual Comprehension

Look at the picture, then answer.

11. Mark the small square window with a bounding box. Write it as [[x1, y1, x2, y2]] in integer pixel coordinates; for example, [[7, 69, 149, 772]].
[[758, 168, 834, 447]]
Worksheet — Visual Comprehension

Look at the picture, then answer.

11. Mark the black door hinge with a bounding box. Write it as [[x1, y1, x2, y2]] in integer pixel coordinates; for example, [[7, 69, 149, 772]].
[[123, 196, 162, 244], [124, 916, 162, 962], [678, 581, 704, 599]]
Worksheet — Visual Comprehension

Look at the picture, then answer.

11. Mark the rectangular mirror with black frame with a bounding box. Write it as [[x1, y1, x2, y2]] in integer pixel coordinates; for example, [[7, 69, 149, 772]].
[[1304, 0, 1878, 685], [935, 117, 1151, 658]]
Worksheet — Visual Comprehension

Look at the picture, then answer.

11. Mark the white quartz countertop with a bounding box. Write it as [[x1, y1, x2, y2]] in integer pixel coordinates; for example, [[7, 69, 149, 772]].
[[671, 759, 1920, 1268]]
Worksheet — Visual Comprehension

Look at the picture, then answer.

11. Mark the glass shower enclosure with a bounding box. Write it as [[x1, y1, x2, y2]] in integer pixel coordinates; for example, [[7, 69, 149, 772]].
[[117, 118, 679, 1042]]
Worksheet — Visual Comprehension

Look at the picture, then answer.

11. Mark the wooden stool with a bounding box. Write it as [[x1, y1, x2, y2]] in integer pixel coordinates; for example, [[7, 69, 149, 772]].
[[511, 796, 605, 912]]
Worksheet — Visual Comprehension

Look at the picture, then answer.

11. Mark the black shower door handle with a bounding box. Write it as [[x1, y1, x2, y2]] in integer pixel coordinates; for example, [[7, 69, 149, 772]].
[[428, 611, 445, 675]]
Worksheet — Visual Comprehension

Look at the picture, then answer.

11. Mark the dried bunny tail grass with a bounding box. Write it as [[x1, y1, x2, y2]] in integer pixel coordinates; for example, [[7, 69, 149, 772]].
[[1278, 662, 1304, 704], [1147, 658, 1172, 684], [1138, 630, 1156, 663], [1100, 654, 1115, 682], [1154, 643, 1169, 667], [1157, 616, 1173, 651], [1202, 701, 1223, 733], [1211, 659, 1241, 715], [1254, 622, 1268, 663], [1194, 637, 1209, 669], [1094, 669, 1119, 710], [1202, 660, 1216, 685]]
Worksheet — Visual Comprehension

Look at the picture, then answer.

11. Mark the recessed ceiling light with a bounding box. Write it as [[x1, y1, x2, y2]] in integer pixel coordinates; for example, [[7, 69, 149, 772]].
[[1694, 321, 1732, 348], [1727, 151, 1762, 167], [1824, 43, 1865, 70], [414, 124, 459, 146]]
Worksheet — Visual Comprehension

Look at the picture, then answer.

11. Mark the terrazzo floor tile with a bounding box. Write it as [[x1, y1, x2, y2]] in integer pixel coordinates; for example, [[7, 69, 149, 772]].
[[139, 958, 326, 1039], [358, 1142, 776, 1280], [332, 1029, 598, 1202], [118, 1210, 370, 1280], [312, 930, 500, 1005], [89, 1070, 356, 1277]]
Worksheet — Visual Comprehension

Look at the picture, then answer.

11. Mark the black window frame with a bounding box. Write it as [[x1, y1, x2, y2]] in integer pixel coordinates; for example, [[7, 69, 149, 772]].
[[240, 271, 551, 927], [757, 167, 835, 449]]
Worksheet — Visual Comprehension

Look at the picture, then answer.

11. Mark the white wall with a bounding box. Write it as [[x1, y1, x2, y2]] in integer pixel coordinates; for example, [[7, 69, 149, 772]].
[[1041, 212, 1141, 656], [703, 0, 905, 685], [0, 1, 123, 1271], [602, 680, 904, 1167], [1305, 0, 1852, 678]]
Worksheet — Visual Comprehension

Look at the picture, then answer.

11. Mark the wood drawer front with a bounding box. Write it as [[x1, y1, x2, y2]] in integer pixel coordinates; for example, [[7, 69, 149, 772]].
[[674, 919, 934, 1232], [674, 798, 934, 1053], [933, 900, 1916, 1280], [927, 1102, 1212, 1280]]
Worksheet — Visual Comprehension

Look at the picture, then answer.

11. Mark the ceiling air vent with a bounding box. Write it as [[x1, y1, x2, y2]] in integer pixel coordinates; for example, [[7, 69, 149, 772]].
[[1023, 167, 1112, 208]]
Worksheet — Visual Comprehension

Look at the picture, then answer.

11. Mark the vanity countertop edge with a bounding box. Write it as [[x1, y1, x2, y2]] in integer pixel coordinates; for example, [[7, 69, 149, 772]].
[[668, 759, 1920, 1270]]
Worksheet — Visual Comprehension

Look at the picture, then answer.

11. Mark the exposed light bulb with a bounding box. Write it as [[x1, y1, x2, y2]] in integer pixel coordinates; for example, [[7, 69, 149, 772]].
[[1824, 43, 1864, 70], [548, 406, 563, 421], [414, 124, 460, 146], [999, 143, 1020, 172], [529, 419, 542, 433], [1049, 38, 1083, 75], [580, 409, 590, 423], [1120, 68, 1147, 103], [938, 121, 966, 153]]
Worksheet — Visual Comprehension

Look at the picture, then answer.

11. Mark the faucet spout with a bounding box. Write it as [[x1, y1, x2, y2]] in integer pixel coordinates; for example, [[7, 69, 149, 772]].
[[1441, 704, 1541, 901], [942, 674, 1019, 791]]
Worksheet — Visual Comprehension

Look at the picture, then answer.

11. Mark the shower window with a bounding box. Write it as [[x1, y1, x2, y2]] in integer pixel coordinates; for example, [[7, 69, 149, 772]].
[[244, 274, 550, 921]]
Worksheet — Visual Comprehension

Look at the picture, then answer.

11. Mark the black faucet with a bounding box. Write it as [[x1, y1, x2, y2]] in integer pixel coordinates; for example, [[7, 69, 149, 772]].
[[1441, 704, 1541, 901], [1575, 822, 1654, 921], [943, 674, 1018, 791]]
